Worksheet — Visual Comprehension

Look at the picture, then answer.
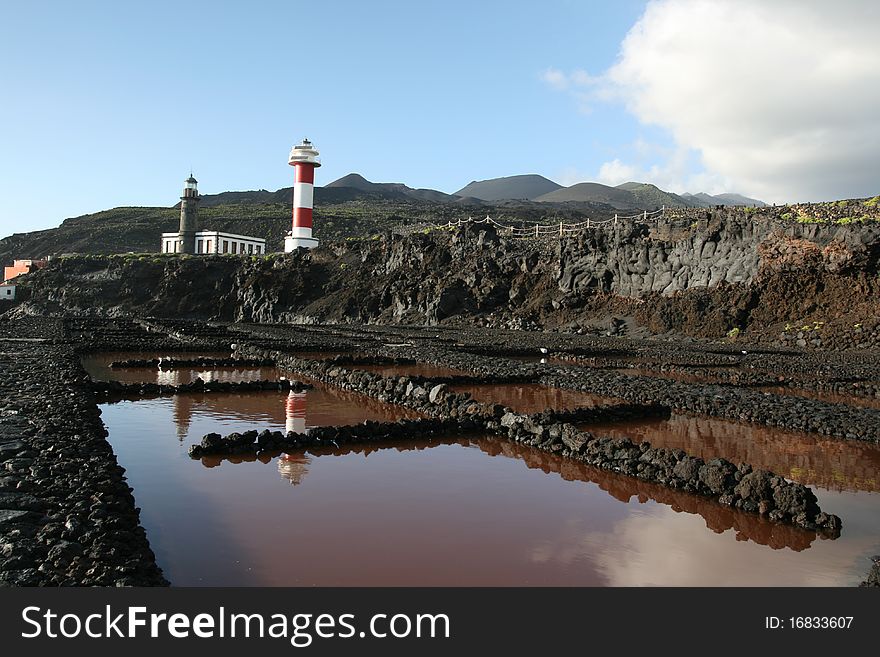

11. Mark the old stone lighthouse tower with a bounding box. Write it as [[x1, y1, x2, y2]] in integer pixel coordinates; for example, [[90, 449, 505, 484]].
[[161, 173, 266, 255], [178, 175, 200, 254]]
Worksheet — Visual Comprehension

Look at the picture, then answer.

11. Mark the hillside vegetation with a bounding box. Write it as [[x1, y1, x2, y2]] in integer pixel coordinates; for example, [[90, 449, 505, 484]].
[[9, 208, 880, 350], [0, 198, 613, 263], [2, 180, 875, 266]]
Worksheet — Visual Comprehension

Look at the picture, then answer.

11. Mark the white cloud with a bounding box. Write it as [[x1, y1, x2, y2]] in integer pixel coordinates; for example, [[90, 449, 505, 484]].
[[540, 67, 598, 91], [540, 67, 570, 91], [531, 504, 867, 586], [557, 167, 594, 187], [596, 159, 639, 186], [595, 146, 732, 194], [548, 0, 880, 202], [570, 69, 599, 86], [610, 0, 880, 202]]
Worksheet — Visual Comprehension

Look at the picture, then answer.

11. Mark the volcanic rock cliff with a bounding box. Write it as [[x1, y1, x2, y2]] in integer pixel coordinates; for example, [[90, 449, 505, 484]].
[[8, 211, 880, 346]]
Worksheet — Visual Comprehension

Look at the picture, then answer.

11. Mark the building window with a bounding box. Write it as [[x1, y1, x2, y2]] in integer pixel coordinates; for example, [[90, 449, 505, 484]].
[[196, 240, 203, 254], [248, 244, 253, 254], [206, 240, 212, 253], [232, 242, 237, 254], [255, 245, 261, 254], [222, 240, 229, 254]]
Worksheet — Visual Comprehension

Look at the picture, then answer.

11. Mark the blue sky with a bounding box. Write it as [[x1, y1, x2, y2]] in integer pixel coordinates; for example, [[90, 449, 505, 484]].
[[1, 0, 878, 233]]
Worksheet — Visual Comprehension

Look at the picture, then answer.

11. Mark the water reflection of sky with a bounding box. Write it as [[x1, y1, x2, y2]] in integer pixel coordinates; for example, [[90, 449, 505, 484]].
[[99, 389, 880, 587]]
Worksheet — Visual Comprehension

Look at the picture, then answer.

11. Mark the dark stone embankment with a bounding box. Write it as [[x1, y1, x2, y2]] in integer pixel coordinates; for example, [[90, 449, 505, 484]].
[[109, 356, 274, 369], [0, 318, 167, 586], [92, 377, 311, 399], [861, 556, 880, 587], [188, 418, 468, 458]]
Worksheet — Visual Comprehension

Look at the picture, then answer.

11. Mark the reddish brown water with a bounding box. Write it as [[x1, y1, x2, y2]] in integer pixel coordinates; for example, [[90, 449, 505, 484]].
[[93, 352, 880, 586], [449, 383, 622, 413], [580, 413, 880, 494], [99, 395, 880, 586], [755, 385, 880, 411], [102, 385, 422, 440]]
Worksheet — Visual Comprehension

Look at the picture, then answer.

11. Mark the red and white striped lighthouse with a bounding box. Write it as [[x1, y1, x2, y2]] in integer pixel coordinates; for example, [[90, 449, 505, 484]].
[[285, 389, 307, 435], [284, 138, 321, 251]]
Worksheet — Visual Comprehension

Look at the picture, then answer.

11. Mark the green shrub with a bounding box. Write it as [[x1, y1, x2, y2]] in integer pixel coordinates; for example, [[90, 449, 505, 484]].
[[836, 215, 875, 225]]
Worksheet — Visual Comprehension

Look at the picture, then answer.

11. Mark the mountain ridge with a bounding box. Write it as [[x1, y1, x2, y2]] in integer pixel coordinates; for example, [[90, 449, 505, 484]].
[[454, 175, 562, 201], [535, 182, 639, 209], [194, 173, 764, 210], [324, 173, 459, 203]]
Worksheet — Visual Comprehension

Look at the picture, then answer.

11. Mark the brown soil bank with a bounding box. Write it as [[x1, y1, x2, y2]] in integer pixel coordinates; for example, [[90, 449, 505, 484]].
[[8, 210, 880, 348]]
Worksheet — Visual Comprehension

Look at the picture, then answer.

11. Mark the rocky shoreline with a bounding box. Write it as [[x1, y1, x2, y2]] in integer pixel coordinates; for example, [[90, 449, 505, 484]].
[[109, 356, 275, 369], [0, 318, 167, 586], [861, 556, 880, 587], [92, 377, 311, 398], [1, 315, 878, 585]]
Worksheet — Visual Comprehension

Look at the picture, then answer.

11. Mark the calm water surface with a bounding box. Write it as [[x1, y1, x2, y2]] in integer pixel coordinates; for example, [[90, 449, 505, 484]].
[[581, 413, 880, 494], [83, 352, 469, 385], [92, 353, 880, 586], [449, 383, 622, 413]]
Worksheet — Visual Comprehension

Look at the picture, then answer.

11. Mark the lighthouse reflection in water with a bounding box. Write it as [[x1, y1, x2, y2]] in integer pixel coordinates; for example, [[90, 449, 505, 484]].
[[279, 390, 310, 485]]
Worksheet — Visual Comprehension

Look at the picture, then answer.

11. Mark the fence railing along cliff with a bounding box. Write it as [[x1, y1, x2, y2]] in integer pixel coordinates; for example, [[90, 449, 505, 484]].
[[425, 208, 666, 238]]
